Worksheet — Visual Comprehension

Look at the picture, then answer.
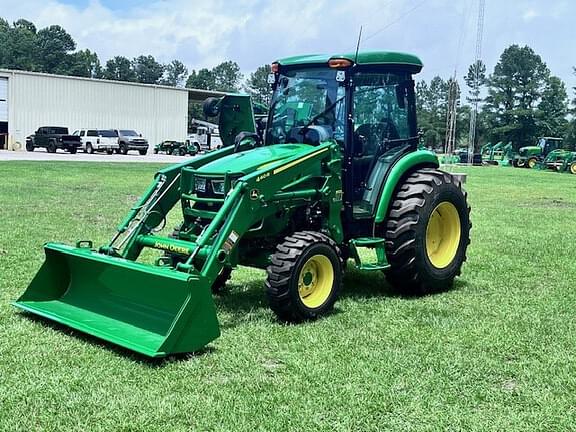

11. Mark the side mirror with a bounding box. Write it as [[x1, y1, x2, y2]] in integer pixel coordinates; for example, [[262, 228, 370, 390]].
[[203, 97, 221, 118]]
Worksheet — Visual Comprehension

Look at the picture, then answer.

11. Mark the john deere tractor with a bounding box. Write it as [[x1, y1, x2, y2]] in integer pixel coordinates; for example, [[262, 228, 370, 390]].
[[541, 148, 576, 174], [14, 51, 471, 358], [512, 137, 563, 168]]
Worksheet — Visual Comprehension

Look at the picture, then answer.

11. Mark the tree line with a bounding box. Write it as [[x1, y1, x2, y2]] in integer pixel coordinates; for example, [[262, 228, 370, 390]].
[[0, 18, 270, 104], [417, 44, 576, 151], [1, 18, 574, 150]]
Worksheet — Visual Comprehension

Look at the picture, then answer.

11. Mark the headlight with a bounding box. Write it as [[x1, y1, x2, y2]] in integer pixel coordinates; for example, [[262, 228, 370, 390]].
[[195, 177, 207, 193], [211, 180, 225, 195]]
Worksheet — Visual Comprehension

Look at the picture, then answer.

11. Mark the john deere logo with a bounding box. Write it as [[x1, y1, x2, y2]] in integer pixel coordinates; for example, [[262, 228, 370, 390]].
[[250, 189, 260, 200]]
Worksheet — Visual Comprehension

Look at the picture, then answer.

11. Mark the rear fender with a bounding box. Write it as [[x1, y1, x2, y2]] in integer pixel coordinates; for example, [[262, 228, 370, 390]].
[[374, 150, 439, 224]]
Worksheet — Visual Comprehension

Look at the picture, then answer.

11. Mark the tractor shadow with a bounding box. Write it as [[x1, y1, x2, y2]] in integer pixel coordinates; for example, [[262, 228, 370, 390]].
[[216, 264, 466, 330], [19, 268, 467, 366], [19, 312, 215, 367]]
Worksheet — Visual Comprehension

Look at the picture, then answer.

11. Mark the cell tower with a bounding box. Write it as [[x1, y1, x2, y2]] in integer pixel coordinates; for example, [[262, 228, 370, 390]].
[[467, 0, 486, 164]]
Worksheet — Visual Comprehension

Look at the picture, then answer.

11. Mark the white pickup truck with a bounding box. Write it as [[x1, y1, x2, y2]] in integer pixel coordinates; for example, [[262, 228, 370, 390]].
[[72, 129, 120, 154]]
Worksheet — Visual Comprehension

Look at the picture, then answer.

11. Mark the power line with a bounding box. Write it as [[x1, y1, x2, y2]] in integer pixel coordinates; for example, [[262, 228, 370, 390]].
[[363, 0, 429, 42]]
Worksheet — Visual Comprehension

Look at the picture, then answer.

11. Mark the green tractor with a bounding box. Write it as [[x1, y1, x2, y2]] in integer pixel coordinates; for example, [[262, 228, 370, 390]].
[[484, 141, 513, 166], [512, 137, 563, 168], [153, 140, 197, 156], [13, 51, 471, 358], [541, 148, 576, 174]]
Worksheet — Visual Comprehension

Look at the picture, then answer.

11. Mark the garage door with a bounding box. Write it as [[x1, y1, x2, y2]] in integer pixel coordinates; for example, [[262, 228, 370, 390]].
[[0, 78, 7, 122]]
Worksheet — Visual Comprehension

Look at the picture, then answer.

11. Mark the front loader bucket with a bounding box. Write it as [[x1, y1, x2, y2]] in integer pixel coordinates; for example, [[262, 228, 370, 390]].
[[13, 243, 220, 358]]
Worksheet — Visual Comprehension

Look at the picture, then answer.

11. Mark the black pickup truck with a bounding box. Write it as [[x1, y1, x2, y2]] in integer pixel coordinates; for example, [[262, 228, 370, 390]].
[[26, 126, 82, 153]]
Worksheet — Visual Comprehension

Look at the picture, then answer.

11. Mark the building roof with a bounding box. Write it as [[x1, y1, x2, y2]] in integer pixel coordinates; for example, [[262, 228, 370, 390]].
[[0, 68, 228, 102], [276, 51, 423, 72]]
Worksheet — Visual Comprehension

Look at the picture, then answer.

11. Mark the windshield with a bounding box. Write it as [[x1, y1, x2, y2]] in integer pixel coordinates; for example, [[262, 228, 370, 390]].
[[120, 130, 138, 136], [99, 130, 118, 138], [266, 68, 345, 145]]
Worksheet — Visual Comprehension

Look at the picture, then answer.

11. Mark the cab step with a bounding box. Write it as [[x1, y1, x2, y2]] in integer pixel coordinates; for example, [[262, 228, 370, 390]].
[[349, 237, 390, 271]]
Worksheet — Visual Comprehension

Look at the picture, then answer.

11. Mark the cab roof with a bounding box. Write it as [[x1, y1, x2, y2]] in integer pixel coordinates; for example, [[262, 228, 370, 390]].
[[276, 51, 423, 73]]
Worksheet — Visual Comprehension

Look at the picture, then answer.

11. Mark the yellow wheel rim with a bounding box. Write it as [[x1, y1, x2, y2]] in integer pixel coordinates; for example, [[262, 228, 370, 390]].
[[528, 159, 536, 168], [298, 255, 334, 308], [570, 163, 576, 175], [426, 202, 462, 269]]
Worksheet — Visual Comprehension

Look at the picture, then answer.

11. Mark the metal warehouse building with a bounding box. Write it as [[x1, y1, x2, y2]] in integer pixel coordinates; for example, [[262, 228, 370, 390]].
[[0, 69, 224, 151]]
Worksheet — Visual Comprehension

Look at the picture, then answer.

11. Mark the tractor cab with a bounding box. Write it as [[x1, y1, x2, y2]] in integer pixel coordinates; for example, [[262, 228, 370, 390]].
[[264, 52, 423, 232], [536, 137, 563, 156]]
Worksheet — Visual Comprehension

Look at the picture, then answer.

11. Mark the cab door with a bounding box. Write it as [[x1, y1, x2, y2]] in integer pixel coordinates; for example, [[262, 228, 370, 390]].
[[350, 71, 415, 220]]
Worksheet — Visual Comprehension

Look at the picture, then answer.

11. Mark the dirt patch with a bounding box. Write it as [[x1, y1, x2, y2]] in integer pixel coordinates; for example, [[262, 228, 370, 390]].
[[519, 198, 576, 209]]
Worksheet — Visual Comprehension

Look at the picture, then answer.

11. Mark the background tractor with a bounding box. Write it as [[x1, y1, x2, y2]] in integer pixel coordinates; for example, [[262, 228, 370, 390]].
[[541, 148, 576, 174], [14, 51, 471, 358], [483, 141, 513, 166], [512, 137, 563, 168]]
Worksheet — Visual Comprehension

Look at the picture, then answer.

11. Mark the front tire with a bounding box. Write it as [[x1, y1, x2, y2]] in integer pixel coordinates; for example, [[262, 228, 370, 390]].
[[86, 143, 94, 154], [384, 168, 471, 294], [120, 143, 128, 155], [527, 157, 538, 169], [266, 231, 343, 322], [139, 149, 147, 156], [106, 148, 114, 155], [26, 141, 34, 152]]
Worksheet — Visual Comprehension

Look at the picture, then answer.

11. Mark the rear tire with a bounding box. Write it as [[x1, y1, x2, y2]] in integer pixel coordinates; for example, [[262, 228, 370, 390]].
[[139, 149, 147, 156], [570, 162, 576, 175], [384, 168, 471, 295], [87, 143, 94, 154], [47, 141, 57, 153], [266, 231, 343, 322], [69, 147, 77, 154], [106, 148, 114, 155]]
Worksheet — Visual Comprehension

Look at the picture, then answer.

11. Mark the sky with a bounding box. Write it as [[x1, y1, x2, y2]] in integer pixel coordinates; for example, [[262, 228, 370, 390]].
[[1, 0, 574, 93]]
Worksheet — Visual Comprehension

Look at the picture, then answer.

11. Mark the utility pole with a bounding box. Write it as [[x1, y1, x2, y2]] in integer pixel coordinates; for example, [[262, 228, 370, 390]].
[[467, 0, 486, 164], [445, 77, 458, 157]]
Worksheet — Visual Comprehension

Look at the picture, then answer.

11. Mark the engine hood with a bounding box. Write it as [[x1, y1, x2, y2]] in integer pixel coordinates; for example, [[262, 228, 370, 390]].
[[519, 146, 540, 156], [196, 144, 313, 175]]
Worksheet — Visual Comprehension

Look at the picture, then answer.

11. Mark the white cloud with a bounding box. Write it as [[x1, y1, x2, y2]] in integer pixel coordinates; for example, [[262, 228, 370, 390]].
[[0, 0, 574, 91], [522, 8, 539, 22]]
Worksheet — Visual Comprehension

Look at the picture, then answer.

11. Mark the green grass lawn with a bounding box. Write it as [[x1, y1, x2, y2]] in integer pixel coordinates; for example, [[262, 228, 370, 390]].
[[1, 161, 575, 431]]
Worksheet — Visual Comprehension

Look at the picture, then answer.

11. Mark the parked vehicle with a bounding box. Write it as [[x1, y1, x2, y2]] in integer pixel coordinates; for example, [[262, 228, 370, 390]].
[[153, 140, 198, 156], [512, 137, 563, 168], [187, 119, 223, 153], [25, 126, 82, 153], [114, 129, 149, 155], [73, 129, 120, 154]]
